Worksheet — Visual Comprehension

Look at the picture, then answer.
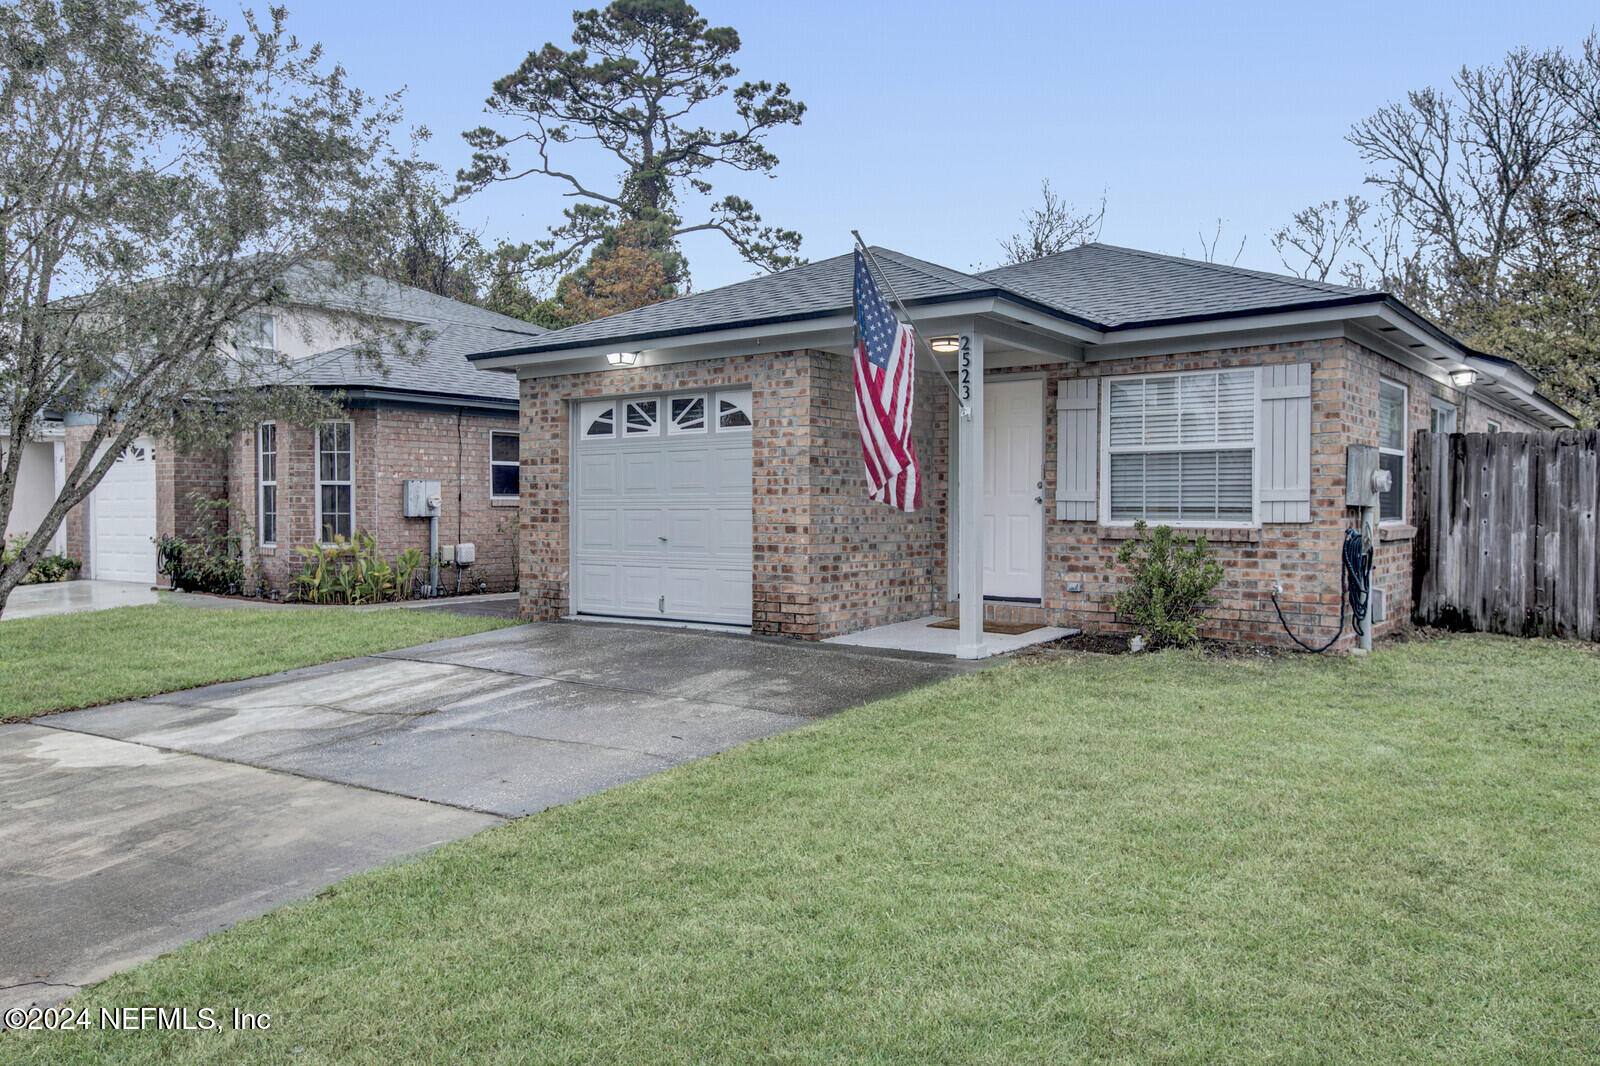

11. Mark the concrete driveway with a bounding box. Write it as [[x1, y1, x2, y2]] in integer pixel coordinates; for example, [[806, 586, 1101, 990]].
[[1, 622, 969, 1011], [1, 579, 158, 620]]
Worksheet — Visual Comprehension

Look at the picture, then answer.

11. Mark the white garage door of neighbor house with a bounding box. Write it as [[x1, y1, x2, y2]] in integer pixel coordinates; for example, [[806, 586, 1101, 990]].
[[572, 390, 753, 626], [91, 437, 158, 584]]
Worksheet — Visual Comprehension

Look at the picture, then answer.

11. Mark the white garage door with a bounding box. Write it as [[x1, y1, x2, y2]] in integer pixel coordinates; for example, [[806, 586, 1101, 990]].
[[572, 390, 753, 626], [91, 437, 158, 584]]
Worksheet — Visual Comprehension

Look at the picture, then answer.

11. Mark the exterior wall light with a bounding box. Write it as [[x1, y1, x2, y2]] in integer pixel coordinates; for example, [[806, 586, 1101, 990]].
[[605, 351, 639, 367], [928, 336, 959, 354], [1450, 368, 1478, 388]]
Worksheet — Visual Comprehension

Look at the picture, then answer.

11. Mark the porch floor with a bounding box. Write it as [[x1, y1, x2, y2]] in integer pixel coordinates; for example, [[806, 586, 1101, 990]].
[[823, 614, 1077, 659]]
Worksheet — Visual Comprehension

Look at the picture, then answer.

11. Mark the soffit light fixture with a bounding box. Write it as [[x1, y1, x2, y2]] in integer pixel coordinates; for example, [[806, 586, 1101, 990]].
[[1450, 368, 1478, 388], [605, 351, 639, 367], [928, 336, 959, 354]]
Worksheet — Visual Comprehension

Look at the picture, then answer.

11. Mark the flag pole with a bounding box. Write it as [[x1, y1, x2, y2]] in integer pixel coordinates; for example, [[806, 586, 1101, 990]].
[[851, 230, 971, 419]]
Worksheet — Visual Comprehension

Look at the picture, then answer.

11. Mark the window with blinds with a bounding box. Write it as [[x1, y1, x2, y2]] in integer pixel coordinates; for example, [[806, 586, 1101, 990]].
[[1106, 369, 1255, 524]]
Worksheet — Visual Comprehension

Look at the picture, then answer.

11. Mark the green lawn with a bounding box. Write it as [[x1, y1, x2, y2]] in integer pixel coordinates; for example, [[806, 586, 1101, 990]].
[[6, 635, 1600, 1064], [0, 603, 513, 720]]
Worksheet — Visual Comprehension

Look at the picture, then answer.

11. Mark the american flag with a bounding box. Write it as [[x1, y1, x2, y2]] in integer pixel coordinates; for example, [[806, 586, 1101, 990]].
[[853, 249, 922, 511]]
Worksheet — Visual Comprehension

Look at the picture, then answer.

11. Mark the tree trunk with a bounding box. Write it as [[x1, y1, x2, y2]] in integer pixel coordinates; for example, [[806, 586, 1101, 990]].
[[0, 558, 29, 619]]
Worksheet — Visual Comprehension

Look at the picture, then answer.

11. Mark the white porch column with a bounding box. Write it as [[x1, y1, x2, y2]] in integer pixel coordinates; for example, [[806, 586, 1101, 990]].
[[956, 331, 985, 659]]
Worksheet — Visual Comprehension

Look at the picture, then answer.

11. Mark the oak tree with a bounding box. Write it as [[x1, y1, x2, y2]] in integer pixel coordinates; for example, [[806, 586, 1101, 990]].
[[0, 0, 409, 612]]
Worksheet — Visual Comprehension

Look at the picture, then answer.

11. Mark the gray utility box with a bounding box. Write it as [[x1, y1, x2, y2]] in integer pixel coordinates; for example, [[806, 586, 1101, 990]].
[[402, 479, 442, 518], [1345, 445, 1388, 508], [453, 542, 475, 566]]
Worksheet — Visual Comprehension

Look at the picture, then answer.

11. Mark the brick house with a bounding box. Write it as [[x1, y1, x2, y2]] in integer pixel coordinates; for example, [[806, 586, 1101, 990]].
[[53, 277, 544, 595], [470, 243, 1568, 655]]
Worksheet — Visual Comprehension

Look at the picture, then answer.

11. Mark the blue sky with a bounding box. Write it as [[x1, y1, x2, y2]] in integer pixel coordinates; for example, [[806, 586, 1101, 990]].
[[286, 0, 1596, 292]]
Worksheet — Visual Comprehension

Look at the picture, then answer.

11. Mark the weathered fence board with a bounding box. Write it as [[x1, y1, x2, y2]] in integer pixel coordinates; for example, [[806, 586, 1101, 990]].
[[1414, 430, 1600, 641]]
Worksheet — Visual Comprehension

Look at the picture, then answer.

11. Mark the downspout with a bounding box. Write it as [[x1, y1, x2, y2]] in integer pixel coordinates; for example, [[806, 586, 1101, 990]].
[[456, 408, 465, 595]]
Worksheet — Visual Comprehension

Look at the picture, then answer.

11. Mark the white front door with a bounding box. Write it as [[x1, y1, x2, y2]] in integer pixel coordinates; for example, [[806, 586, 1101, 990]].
[[571, 391, 754, 626], [90, 437, 158, 583], [982, 378, 1044, 600]]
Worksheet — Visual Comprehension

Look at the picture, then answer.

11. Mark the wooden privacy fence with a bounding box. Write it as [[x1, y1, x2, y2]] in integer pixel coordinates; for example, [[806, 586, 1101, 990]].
[[1414, 430, 1600, 641]]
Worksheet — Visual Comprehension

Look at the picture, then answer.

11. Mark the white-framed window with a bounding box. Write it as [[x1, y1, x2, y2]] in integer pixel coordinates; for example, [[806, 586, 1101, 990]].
[[1378, 379, 1407, 524], [490, 431, 519, 500], [623, 397, 659, 436], [667, 394, 708, 435], [315, 420, 353, 543], [1486, 419, 1501, 434], [236, 312, 276, 361], [1104, 369, 1256, 525], [257, 422, 277, 545], [1430, 398, 1458, 433], [579, 400, 616, 440], [715, 389, 753, 430]]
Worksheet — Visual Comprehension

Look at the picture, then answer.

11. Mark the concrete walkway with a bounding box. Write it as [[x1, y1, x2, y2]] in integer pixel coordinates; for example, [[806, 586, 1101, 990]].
[[1, 622, 969, 1012], [1, 580, 158, 621]]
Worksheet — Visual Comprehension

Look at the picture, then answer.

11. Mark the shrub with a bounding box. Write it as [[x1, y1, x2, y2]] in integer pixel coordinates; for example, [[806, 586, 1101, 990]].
[[156, 496, 251, 594], [292, 532, 421, 605], [24, 553, 82, 584], [4, 532, 83, 584], [1106, 521, 1224, 649]]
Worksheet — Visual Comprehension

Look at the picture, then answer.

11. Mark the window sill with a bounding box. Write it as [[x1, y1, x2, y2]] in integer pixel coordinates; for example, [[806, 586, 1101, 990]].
[[1379, 524, 1417, 542], [259, 545, 276, 556], [1098, 524, 1261, 545], [491, 497, 519, 507]]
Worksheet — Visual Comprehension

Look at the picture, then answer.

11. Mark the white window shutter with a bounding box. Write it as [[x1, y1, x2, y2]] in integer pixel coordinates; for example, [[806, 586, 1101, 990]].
[[1257, 363, 1313, 523], [1056, 378, 1098, 520]]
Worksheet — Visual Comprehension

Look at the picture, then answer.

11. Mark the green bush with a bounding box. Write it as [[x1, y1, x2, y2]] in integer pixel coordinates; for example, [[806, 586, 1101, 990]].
[[292, 532, 422, 605], [1106, 521, 1225, 649], [156, 495, 250, 594], [2, 532, 83, 584]]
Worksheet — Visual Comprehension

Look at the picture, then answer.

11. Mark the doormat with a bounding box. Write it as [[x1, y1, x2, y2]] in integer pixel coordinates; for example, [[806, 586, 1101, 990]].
[[927, 618, 1042, 635]]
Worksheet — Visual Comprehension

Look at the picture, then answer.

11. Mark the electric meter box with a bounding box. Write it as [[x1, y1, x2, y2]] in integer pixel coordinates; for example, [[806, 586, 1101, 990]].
[[1346, 446, 1380, 507], [402, 479, 442, 517]]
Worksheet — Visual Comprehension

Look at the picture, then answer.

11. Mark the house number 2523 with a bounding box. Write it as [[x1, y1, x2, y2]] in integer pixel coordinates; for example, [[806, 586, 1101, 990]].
[[958, 336, 972, 403]]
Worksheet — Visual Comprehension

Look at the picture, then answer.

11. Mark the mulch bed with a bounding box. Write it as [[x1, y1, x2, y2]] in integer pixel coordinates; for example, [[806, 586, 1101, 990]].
[[1020, 631, 1290, 660]]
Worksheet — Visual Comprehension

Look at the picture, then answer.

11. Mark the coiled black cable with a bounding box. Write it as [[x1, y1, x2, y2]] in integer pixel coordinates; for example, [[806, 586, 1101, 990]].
[[1272, 528, 1373, 653]]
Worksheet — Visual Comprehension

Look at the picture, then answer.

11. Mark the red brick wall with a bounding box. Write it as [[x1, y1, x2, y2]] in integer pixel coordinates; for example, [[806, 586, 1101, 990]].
[[519, 352, 780, 629], [515, 351, 952, 639], [976, 336, 1509, 650], [1463, 396, 1539, 434], [227, 407, 519, 594], [517, 338, 1534, 648], [804, 353, 950, 635]]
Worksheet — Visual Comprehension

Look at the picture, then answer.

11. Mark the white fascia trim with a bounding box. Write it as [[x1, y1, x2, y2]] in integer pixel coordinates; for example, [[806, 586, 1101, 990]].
[[1345, 321, 1468, 388], [1351, 317, 1568, 429], [486, 313, 855, 376], [0, 419, 67, 442], [1086, 304, 1373, 354], [482, 296, 1102, 378], [511, 319, 857, 380], [1085, 318, 1348, 362], [1464, 356, 1569, 427]]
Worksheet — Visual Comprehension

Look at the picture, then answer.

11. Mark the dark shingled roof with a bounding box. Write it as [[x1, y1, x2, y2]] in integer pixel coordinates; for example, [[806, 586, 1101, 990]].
[[475, 247, 1032, 353], [469, 243, 1383, 360], [274, 321, 543, 405], [975, 244, 1374, 329], [277, 264, 549, 331]]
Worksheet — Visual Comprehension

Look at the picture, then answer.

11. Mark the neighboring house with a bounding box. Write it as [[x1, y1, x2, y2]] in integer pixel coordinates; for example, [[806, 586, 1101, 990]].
[[467, 243, 1568, 653], [1, 416, 67, 555], [48, 275, 545, 592]]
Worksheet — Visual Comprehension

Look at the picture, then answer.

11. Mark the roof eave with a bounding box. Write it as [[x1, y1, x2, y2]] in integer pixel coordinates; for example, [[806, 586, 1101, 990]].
[[317, 384, 519, 414], [468, 289, 1105, 369]]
